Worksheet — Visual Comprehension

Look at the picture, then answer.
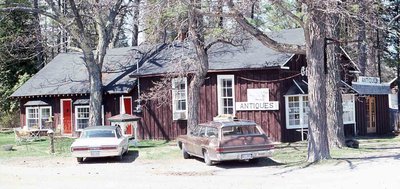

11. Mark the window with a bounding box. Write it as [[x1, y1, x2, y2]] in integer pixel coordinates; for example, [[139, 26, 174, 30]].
[[205, 127, 218, 138], [26, 106, 52, 129], [285, 94, 355, 129], [172, 77, 187, 120], [217, 75, 235, 115], [75, 106, 90, 131], [342, 94, 355, 124], [285, 95, 309, 129]]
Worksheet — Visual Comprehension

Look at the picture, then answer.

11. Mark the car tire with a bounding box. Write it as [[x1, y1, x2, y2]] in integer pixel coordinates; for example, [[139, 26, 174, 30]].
[[77, 157, 83, 163], [182, 144, 190, 159], [204, 151, 212, 166]]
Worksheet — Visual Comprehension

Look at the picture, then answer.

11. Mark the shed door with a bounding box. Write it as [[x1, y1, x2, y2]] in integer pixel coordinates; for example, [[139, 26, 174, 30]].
[[367, 97, 377, 134], [62, 100, 72, 134], [123, 97, 133, 135]]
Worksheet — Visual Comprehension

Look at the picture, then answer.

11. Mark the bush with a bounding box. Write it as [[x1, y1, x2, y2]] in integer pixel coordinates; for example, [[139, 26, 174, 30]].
[[0, 111, 20, 129]]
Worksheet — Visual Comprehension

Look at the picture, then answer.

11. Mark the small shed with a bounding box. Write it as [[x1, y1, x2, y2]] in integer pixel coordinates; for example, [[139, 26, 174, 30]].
[[351, 80, 391, 136]]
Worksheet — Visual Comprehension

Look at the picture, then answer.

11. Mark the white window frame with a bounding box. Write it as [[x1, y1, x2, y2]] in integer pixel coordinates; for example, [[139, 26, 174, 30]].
[[25, 106, 52, 129], [342, 94, 356, 124], [172, 77, 188, 120], [285, 95, 309, 129], [217, 75, 236, 115], [75, 105, 90, 131]]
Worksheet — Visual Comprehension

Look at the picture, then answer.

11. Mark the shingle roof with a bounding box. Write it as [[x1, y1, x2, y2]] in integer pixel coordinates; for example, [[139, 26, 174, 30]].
[[134, 28, 305, 76], [11, 47, 147, 97], [12, 28, 305, 97]]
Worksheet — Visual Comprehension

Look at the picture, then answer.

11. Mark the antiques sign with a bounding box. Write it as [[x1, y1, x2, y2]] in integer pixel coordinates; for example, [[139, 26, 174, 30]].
[[236, 88, 279, 111]]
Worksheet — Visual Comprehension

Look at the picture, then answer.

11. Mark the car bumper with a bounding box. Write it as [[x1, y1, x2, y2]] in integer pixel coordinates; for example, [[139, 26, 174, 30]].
[[71, 149, 122, 158], [214, 149, 274, 161]]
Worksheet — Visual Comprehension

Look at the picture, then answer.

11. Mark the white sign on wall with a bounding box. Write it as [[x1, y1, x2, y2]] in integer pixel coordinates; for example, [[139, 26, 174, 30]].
[[358, 76, 380, 84], [236, 101, 279, 111], [236, 88, 279, 111], [389, 94, 398, 110], [247, 88, 269, 102]]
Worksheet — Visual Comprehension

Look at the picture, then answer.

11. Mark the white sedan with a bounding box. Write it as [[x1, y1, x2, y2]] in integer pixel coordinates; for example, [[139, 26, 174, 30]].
[[70, 126, 130, 163]]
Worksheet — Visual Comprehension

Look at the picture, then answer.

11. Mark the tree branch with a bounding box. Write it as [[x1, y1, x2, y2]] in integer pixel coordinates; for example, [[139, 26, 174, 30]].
[[0, 5, 61, 25], [205, 39, 242, 52], [270, 0, 304, 28], [224, 0, 306, 54]]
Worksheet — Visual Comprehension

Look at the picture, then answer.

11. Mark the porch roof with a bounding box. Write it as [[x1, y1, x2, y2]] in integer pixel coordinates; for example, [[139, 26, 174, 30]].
[[24, 100, 49, 106]]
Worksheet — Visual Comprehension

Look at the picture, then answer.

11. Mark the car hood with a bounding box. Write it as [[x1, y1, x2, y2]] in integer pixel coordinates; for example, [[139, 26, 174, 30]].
[[71, 138, 123, 147]]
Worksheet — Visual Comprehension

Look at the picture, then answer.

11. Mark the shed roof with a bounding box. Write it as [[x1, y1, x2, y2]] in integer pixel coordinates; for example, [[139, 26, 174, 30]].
[[351, 82, 391, 95], [11, 47, 148, 98], [133, 28, 305, 77]]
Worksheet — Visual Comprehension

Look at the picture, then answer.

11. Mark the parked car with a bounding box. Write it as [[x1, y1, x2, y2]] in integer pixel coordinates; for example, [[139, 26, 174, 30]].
[[70, 126, 130, 163], [177, 120, 274, 165]]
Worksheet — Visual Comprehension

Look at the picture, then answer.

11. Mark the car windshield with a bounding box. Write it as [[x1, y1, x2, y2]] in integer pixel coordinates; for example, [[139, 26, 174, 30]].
[[222, 125, 261, 137], [81, 130, 116, 138]]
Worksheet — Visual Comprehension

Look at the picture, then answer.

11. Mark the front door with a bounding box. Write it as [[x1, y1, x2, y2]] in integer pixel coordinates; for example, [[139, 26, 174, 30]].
[[62, 100, 72, 134], [367, 97, 377, 133], [123, 97, 133, 135]]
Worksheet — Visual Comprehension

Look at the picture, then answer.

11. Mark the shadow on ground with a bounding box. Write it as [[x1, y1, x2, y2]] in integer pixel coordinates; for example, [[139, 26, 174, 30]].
[[79, 150, 139, 164], [189, 156, 284, 168]]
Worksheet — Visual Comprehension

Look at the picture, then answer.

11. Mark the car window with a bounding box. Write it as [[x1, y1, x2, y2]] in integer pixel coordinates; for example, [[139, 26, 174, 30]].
[[198, 127, 206, 137], [82, 130, 116, 138], [222, 125, 261, 137], [205, 127, 218, 138], [191, 125, 201, 136]]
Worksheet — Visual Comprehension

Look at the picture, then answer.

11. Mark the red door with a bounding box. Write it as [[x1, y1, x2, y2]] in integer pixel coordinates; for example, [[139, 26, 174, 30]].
[[62, 100, 72, 134], [123, 97, 133, 135]]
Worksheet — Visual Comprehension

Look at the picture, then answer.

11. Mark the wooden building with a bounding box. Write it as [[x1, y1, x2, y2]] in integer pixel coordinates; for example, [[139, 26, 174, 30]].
[[11, 28, 392, 142], [11, 47, 141, 137]]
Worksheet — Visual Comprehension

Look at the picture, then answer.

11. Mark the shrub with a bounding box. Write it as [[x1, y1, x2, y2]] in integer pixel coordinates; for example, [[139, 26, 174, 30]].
[[0, 111, 20, 129]]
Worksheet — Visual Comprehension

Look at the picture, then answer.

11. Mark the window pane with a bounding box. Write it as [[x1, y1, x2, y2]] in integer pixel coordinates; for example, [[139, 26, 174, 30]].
[[77, 107, 89, 130], [172, 78, 187, 114]]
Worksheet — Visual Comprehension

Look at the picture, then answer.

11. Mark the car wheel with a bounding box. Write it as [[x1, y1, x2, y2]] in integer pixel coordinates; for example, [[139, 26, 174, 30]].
[[204, 151, 212, 166], [182, 144, 190, 159], [77, 157, 84, 163]]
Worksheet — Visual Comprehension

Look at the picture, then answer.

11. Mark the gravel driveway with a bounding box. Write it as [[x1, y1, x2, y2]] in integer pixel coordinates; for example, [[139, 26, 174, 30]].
[[1, 147, 400, 189]]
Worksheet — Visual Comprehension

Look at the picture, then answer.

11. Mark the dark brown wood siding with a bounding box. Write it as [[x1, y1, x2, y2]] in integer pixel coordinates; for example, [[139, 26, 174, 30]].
[[355, 95, 390, 136], [137, 68, 305, 142]]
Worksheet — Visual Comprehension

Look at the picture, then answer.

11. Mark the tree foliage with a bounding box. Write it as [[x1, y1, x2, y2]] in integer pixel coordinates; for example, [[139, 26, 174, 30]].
[[0, 0, 38, 113]]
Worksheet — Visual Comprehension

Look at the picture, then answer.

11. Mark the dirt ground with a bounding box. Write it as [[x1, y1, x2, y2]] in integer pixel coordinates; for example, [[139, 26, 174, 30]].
[[1, 146, 400, 189]]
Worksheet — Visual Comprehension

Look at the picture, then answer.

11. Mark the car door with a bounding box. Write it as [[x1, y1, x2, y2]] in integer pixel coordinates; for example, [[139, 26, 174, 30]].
[[185, 126, 200, 154], [192, 126, 206, 156]]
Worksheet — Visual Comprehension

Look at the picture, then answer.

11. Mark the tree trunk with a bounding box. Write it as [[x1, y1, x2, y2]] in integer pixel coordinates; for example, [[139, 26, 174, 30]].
[[131, 0, 140, 46], [357, 0, 367, 75], [84, 53, 103, 127], [366, 4, 377, 77], [326, 4, 345, 148], [186, 0, 209, 134], [32, 0, 44, 68], [305, 1, 330, 162]]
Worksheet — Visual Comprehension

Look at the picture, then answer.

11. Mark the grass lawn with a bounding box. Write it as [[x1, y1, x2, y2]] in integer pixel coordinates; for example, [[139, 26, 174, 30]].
[[1, 131, 399, 165], [0, 132, 75, 158], [0, 132, 180, 160]]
